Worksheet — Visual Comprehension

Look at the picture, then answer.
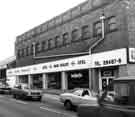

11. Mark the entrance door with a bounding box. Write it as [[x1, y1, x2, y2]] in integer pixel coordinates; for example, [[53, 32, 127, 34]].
[[101, 77, 114, 91]]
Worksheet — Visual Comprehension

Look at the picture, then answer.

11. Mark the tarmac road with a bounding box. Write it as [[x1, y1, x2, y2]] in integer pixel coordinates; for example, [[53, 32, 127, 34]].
[[0, 95, 77, 117]]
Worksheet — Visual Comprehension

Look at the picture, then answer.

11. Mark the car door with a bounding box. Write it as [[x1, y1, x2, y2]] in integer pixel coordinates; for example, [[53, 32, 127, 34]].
[[79, 90, 90, 104], [72, 89, 83, 105]]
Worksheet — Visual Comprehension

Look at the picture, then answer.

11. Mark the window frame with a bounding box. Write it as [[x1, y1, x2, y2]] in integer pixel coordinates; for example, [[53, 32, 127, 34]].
[[107, 16, 118, 33], [71, 28, 80, 42], [63, 32, 70, 45], [55, 35, 63, 48], [81, 25, 91, 40]]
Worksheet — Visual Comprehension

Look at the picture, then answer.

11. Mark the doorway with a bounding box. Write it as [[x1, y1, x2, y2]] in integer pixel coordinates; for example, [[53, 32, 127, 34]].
[[99, 69, 116, 91]]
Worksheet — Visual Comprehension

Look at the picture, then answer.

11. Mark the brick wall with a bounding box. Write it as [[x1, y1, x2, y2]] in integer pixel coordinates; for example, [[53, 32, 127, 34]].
[[15, 0, 129, 67]]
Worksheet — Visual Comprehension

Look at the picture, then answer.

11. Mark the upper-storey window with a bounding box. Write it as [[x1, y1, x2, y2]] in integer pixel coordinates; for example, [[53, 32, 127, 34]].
[[17, 49, 21, 59], [41, 40, 46, 51], [55, 35, 63, 47], [93, 21, 102, 37], [35, 42, 42, 53], [81, 25, 91, 40], [21, 48, 25, 58], [107, 16, 117, 32], [71, 28, 80, 42], [26, 46, 29, 56], [30, 44, 34, 55], [48, 38, 55, 49], [63, 32, 70, 45]]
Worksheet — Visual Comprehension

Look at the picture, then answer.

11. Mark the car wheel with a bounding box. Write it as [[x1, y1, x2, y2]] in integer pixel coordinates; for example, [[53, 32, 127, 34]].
[[64, 100, 73, 110]]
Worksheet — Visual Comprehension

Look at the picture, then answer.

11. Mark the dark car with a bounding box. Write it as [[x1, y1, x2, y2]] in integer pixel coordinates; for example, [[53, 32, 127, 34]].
[[77, 76, 135, 117], [0, 84, 11, 94]]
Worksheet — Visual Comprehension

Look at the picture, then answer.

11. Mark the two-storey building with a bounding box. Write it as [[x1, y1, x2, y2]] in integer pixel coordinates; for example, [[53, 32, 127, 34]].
[[7, 0, 135, 93]]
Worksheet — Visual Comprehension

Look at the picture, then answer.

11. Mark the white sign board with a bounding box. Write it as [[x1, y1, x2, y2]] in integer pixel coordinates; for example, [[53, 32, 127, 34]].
[[7, 48, 127, 76], [91, 48, 127, 68], [7, 55, 91, 76]]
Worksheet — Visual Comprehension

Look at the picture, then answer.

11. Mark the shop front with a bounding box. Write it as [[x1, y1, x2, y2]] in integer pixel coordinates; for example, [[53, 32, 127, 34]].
[[99, 67, 118, 91], [7, 48, 130, 92], [47, 72, 61, 89], [67, 70, 89, 89]]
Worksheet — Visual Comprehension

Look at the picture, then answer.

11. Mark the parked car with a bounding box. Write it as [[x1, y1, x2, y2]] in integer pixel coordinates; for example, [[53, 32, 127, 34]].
[[0, 83, 11, 94], [59, 88, 98, 110], [77, 76, 135, 117], [11, 83, 42, 101]]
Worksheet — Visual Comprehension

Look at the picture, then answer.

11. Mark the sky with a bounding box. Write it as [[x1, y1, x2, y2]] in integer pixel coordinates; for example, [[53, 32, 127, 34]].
[[0, 0, 86, 62]]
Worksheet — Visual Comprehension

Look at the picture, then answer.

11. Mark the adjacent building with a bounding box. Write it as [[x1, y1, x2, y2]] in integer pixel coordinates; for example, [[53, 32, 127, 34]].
[[0, 56, 16, 87], [7, 0, 135, 93]]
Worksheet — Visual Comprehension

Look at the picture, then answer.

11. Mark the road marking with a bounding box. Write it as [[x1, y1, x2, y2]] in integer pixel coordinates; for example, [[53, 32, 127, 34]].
[[40, 106, 77, 117], [9, 98, 28, 105]]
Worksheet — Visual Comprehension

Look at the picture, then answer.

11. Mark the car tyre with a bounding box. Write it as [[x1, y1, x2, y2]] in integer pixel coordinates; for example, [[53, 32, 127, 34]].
[[64, 100, 73, 110]]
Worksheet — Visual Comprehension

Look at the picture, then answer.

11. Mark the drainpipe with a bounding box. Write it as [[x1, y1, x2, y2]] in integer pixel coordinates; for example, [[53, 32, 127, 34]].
[[32, 42, 36, 58], [89, 11, 106, 91]]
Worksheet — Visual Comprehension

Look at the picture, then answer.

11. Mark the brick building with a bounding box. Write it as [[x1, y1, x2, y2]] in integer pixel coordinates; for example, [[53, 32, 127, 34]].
[[7, 0, 135, 93], [0, 56, 16, 87]]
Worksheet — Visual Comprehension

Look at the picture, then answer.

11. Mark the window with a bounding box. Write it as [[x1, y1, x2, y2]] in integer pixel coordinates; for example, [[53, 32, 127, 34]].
[[41, 41, 46, 51], [93, 21, 102, 37], [71, 28, 80, 42], [81, 25, 91, 39], [35, 42, 42, 53], [107, 16, 117, 32], [21, 48, 24, 57], [48, 38, 55, 49], [26, 47, 29, 56], [55, 36, 63, 47], [30, 44, 33, 55], [17, 49, 21, 59], [63, 32, 70, 45]]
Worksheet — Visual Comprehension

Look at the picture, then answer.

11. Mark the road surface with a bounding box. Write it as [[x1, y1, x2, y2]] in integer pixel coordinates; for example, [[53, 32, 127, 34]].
[[0, 95, 77, 117]]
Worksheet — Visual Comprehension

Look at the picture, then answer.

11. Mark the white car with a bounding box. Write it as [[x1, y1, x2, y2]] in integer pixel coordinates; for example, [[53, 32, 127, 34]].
[[59, 88, 98, 110]]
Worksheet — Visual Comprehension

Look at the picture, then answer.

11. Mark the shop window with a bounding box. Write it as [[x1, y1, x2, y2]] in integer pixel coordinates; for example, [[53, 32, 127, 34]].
[[48, 73, 61, 89], [55, 35, 63, 47], [63, 32, 70, 45], [48, 38, 55, 49], [67, 70, 89, 89], [32, 74, 43, 89], [93, 21, 102, 37], [71, 28, 80, 42], [81, 25, 91, 40], [107, 16, 117, 32]]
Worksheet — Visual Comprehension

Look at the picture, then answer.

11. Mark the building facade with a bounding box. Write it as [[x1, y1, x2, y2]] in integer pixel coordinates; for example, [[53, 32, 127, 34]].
[[7, 0, 135, 93], [0, 56, 16, 87]]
